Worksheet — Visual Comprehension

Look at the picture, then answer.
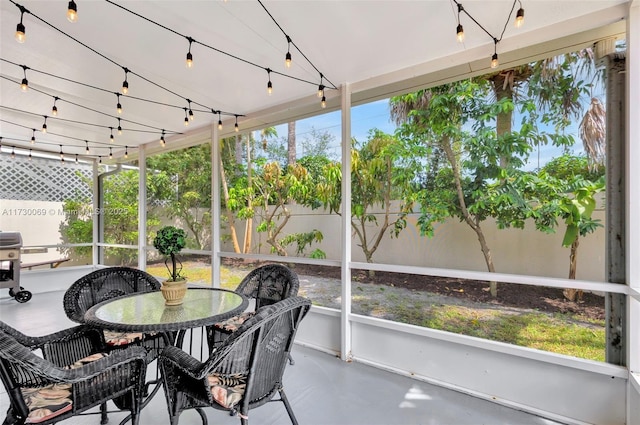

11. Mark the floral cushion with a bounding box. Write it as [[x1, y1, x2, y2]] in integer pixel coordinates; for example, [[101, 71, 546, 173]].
[[66, 352, 109, 369], [21, 383, 72, 424], [207, 373, 246, 409], [213, 312, 255, 332], [103, 330, 144, 346]]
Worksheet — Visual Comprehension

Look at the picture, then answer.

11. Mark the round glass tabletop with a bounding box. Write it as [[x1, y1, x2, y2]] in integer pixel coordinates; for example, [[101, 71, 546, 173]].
[[84, 287, 248, 332]]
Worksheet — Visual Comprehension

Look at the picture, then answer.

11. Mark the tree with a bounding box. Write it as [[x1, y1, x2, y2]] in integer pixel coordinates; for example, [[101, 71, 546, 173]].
[[146, 144, 212, 250], [318, 129, 415, 267], [253, 161, 324, 257]]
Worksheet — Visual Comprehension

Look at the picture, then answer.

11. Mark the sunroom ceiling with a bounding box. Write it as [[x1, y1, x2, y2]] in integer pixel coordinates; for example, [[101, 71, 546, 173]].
[[0, 0, 629, 160]]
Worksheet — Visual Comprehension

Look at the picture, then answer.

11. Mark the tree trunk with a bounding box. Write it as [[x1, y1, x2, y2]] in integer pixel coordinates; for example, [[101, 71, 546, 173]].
[[287, 121, 296, 166], [441, 136, 498, 295], [219, 154, 241, 253], [243, 135, 253, 253], [563, 238, 583, 301]]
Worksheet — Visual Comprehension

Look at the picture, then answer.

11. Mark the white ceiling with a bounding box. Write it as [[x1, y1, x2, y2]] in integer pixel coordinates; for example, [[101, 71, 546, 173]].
[[0, 0, 629, 160]]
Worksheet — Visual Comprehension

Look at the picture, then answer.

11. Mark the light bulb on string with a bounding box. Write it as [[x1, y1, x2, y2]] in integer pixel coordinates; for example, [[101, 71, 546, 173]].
[[266, 69, 273, 95], [184, 108, 189, 126], [41, 116, 48, 133], [51, 97, 59, 116], [15, 6, 26, 43], [160, 130, 166, 147], [109, 147, 113, 159], [75, 154, 78, 163], [124, 146, 128, 159], [456, 3, 465, 43], [117, 118, 122, 135], [98, 156, 102, 164], [285, 35, 292, 68], [121, 68, 129, 94], [67, 0, 78, 23], [30, 129, 36, 144], [187, 100, 194, 121], [28, 149, 32, 161], [59, 145, 64, 161], [116, 93, 122, 114], [490, 39, 499, 69], [218, 111, 223, 130], [85, 140, 89, 154], [317, 73, 324, 98], [515, 1, 524, 28], [234, 115, 239, 132], [20, 66, 29, 91], [186, 37, 194, 68], [109, 127, 115, 143], [321, 95, 326, 109], [11, 147, 15, 159]]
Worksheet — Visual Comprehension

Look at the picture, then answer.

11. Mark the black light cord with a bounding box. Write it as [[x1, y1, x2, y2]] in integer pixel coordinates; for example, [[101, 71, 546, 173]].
[[256, 0, 337, 90], [104, 0, 336, 91], [8, 0, 244, 121]]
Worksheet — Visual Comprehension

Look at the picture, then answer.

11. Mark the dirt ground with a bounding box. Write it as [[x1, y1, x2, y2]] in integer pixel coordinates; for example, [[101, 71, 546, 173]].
[[227, 260, 606, 321]]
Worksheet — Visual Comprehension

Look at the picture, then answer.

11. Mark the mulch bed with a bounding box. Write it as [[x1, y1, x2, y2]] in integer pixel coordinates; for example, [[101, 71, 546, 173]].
[[223, 259, 606, 321]]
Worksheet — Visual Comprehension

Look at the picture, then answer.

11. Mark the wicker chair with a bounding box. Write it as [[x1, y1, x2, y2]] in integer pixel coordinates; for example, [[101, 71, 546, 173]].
[[63, 267, 171, 423], [160, 296, 311, 425], [206, 264, 299, 360], [63, 267, 169, 351], [0, 321, 147, 425]]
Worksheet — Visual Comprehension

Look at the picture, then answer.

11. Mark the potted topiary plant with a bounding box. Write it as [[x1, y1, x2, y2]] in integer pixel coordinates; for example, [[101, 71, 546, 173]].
[[153, 225, 188, 305]]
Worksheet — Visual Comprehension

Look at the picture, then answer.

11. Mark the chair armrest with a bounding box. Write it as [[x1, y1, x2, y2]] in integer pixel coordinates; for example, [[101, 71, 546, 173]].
[[0, 323, 96, 350], [159, 345, 205, 378]]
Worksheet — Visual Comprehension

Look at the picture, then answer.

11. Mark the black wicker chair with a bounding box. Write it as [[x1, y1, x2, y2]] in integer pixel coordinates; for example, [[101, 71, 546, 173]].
[[160, 296, 311, 425], [63, 267, 169, 352], [0, 321, 147, 425], [206, 264, 299, 361], [63, 267, 171, 423]]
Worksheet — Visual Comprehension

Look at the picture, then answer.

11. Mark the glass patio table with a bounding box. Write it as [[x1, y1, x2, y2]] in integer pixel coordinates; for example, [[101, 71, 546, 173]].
[[84, 287, 248, 334]]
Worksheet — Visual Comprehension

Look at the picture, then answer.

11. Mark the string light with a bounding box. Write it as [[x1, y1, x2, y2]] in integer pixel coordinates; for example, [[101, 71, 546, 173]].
[[456, 3, 465, 43], [75, 154, 79, 163], [266, 69, 273, 95], [41, 116, 48, 133], [121, 68, 129, 94], [183, 108, 189, 126], [117, 118, 122, 135], [515, 1, 525, 28], [285, 35, 292, 68], [186, 37, 194, 68], [51, 97, 59, 116], [59, 145, 64, 161], [98, 155, 102, 164], [109, 127, 115, 142], [160, 130, 166, 147], [321, 94, 326, 109], [217, 111, 223, 130], [116, 93, 122, 114], [85, 140, 90, 154], [31, 129, 36, 144], [28, 149, 32, 161], [11, 147, 15, 159], [451, 0, 523, 69], [15, 5, 26, 43], [317, 73, 324, 98], [234, 115, 239, 132], [187, 100, 194, 121], [67, 0, 78, 23], [20, 65, 29, 91], [109, 147, 113, 159], [491, 39, 499, 68], [124, 146, 128, 159]]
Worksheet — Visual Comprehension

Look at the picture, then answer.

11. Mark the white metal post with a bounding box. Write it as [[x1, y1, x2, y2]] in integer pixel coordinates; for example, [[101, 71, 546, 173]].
[[92, 160, 99, 267], [212, 123, 221, 288], [341, 83, 353, 361], [138, 145, 147, 270]]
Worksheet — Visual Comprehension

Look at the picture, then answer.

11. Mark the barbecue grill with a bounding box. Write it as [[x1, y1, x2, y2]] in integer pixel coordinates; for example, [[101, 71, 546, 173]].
[[0, 232, 32, 303]]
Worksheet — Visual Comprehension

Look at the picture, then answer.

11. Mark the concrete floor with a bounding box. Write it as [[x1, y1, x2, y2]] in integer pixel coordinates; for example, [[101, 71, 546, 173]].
[[0, 290, 565, 425]]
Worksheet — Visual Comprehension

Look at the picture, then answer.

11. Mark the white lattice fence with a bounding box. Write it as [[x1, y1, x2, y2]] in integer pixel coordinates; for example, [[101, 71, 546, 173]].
[[0, 155, 92, 201]]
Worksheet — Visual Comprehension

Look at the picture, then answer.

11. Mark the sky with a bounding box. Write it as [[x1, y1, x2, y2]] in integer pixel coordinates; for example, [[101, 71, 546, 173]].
[[270, 96, 591, 172]]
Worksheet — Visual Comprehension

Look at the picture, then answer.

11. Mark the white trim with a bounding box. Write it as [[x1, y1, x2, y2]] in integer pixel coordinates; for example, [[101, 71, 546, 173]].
[[138, 145, 147, 270], [340, 83, 352, 362], [211, 123, 220, 288]]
